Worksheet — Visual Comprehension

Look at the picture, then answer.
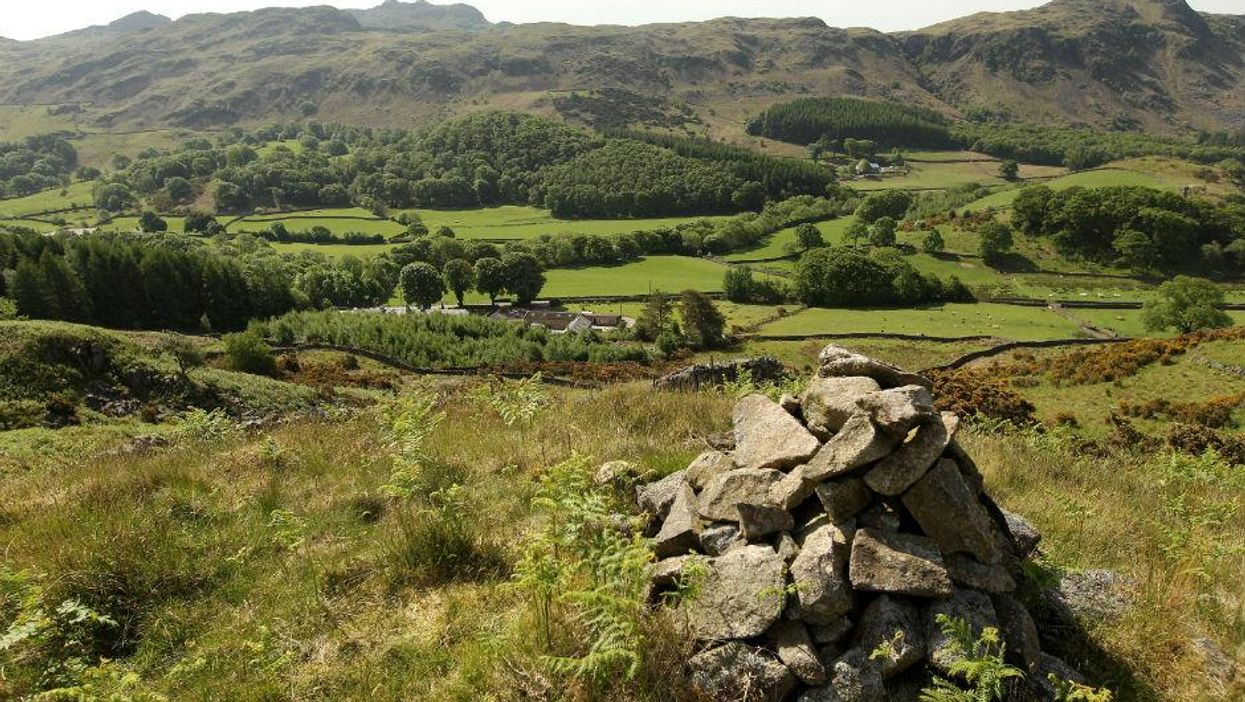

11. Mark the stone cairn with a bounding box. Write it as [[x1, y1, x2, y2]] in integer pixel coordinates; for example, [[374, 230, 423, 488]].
[[635, 346, 1074, 702]]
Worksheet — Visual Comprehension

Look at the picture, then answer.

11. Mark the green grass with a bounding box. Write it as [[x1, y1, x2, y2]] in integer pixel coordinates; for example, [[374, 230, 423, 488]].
[[254, 139, 307, 157], [0, 105, 80, 140], [723, 218, 858, 261], [98, 216, 216, 234], [0, 181, 96, 217], [736, 336, 994, 373], [757, 302, 1084, 340], [271, 242, 398, 258], [0, 218, 58, 232], [71, 130, 201, 170], [850, 160, 1064, 192], [541, 256, 740, 298], [964, 168, 1176, 212]]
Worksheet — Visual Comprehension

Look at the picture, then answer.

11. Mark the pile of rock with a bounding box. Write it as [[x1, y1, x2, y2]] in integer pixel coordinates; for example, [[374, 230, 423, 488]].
[[636, 346, 1080, 702], [654, 357, 786, 392]]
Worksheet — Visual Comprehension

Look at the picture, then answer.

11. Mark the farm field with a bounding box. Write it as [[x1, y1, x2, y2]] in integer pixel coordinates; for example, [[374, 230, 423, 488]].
[[737, 336, 995, 373], [850, 159, 1065, 192], [723, 217, 858, 261], [0, 181, 95, 217], [963, 166, 1184, 212], [540, 255, 740, 298], [271, 241, 397, 258], [235, 206, 727, 241], [756, 302, 1084, 340], [97, 216, 212, 234]]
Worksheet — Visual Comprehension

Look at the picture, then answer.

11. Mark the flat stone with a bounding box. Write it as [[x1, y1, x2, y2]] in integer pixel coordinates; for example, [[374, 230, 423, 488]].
[[790, 523, 854, 625], [802, 375, 882, 438], [817, 345, 932, 390], [946, 553, 1016, 593], [923, 589, 1000, 674], [1001, 509, 1043, 560], [686, 450, 736, 491], [698, 468, 784, 522], [849, 529, 953, 598], [686, 545, 787, 640], [733, 394, 820, 472], [738, 503, 794, 541], [991, 593, 1041, 673], [635, 470, 688, 524], [768, 619, 828, 686], [856, 386, 937, 439], [854, 595, 925, 678], [653, 483, 702, 558], [864, 413, 959, 496], [689, 641, 796, 702], [700, 522, 743, 556], [804, 414, 899, 482], [815, 477, 872, 524], [902, 459, 1003, 564]]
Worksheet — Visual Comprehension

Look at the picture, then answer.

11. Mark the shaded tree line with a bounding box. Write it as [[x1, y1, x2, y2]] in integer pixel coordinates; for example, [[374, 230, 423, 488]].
[[794, 246, 974, 308], [746, 97, 954, 150], [0, 135, 79, 199]]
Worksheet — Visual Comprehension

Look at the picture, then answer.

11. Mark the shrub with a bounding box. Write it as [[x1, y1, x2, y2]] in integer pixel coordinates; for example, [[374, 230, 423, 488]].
[[221, 331, 277, 376], [928, 368, 1037, 425]]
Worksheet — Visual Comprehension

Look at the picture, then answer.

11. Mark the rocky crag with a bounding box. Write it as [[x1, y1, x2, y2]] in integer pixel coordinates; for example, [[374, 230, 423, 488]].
[[636, 345, 1087, 701]]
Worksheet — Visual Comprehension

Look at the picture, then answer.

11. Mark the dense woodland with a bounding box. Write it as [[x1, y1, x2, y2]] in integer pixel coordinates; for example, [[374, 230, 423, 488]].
[[1011, 185, 1245, 273], [0, 136, 80, 199], [95, 112, 833, 220], [747, 97, 954, 150]]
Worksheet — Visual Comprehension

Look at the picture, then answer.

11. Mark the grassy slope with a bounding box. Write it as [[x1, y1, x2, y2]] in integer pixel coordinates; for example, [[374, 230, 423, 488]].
[[0, 181, 96, 217], [756, 302, 1084, 340]]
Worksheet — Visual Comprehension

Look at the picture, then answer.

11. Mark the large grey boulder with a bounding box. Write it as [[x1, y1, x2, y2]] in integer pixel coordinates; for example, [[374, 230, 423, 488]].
[[653, 483, 702, 558], [864, 413, 959, 496], [734, 394, 821, 472], [854, 596, 925, 678], [901, 459, 1003, 565], [768, 619, 828, 686], [1046, 569, 1134, 623], [802, 376, 882, 437], [923, 589, 1000, 674], [699, 468, 784, 522], [700, 522, 744, 556], [770, 464, 817, 512], [815, 477, 872, 524], [689, 641, 796, 702], [945, 554, 1016, 593], [687, 545, 787, 640], [817, 346, 932, 390], [804, 414, 899, 482], [849, 529, 954, 598], [798, 648, 885, 702], [738, 503, 795, 541], [687, 450, 736, 491], [991, 593, 1041, 673], [635, 470, 688, 524], [790, 524, 854, 625], [856, 386, 937, 439], [1001, 509, 1043, 560]]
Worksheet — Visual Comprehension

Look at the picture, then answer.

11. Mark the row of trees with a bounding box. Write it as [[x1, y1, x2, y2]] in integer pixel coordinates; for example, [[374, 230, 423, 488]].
[[398, 252, 547, 309], [953, 122, 1245, 170], [633, 289, 727, 357], [1011, 185, 1245, 273], [794, 246, 973, 308], [0, 231, 399, 331]]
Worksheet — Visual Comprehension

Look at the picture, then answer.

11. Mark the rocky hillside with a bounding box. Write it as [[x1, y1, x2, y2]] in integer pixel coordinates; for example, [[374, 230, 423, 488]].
[[0, 0, 1240, 135]]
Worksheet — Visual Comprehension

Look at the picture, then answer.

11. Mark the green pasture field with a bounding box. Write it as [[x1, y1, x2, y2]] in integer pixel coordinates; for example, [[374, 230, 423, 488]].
[[850, 160, 1065, 192], [235, 214, 408, 238], [540, 256, 739, 298], [270, 242, 397, 258], [736, 337, 996, 373], [97, 216, 211, 234], [608, 300, 789, 331], [1195, 337, 1245, 366], [756, 302, 1084, 341], [255, 139, 307, 157], [0, 218, 57, 232], [0, 181, 96, 217], [723, 217, 858, 262], [71, 130, 200, 170], [964, 168, 1177, 212]]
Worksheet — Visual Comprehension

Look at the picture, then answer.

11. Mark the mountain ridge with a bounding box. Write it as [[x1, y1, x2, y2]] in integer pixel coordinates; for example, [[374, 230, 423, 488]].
[[0, 0, 1240, 137]]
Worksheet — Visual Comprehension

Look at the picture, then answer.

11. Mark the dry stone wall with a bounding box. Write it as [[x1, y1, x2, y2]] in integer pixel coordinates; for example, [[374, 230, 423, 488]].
[[636, 345, 1081, 702]]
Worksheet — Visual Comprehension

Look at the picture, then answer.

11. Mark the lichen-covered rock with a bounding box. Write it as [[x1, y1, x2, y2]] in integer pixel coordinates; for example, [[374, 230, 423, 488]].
[[734, 394, 821, 472], [802, 376, 882, 438], [791, 523, 855, 625], [864, 413, 958, 496], [849, 529, 954, 598], [699, 468, 784, 522], [594, 460, 640, 487], [923, 589, 1000, 674], [635, 470, 688, 524], [687, 450, 736, 491], [798, 648, 885, 702], [768, 619, 828, 686], [1001, 509, 1043, 560], [991, 593, 1041, 673], [804, 414, 898, 482], [815, 477, 872, 524], [901, 459, 1003, 565], [945, 553, 1016, 593], [700, 522, 743, 556], [689, 641, 796, 702], [738, 502, 795, 541], [817, 346, 932, 391], [687, 545, 787, 640], [854, 595, 925, 678], [856, 386, 937, 439], [653, 483, 701, 558]]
